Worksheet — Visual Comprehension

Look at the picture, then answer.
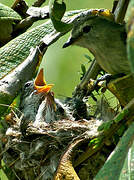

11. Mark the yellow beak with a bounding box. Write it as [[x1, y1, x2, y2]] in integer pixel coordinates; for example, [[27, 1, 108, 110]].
[[34, 68, 54, 93]]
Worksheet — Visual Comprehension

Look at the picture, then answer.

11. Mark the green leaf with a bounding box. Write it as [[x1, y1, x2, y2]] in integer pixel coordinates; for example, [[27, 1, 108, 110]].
[[114, 109, 129, 123], [98, 123, 106, 131], [84, 54, 92, 62], [49, 0, 72, 32], [95, 122, 134, 180], [98, 121, 113, 131], [119, 137, 134, 180], [52, 1, 66, 21], [0, 3, 21, 20], [127, 0, 134, 74], [117, 124, 126, 136], [88, 137, 102, 147], [81, 64, 86, 74]]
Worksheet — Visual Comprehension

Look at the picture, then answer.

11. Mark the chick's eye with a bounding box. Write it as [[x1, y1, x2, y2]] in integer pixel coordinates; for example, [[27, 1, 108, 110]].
[[24, 82, 31, 89], [83, 26, 92, 33]]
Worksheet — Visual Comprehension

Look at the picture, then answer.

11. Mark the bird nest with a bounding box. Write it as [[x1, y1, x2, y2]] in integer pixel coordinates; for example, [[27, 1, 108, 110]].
[[3, 116, 105, 180]]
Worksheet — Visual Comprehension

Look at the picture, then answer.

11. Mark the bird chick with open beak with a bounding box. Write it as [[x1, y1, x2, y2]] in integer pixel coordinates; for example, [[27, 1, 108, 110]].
[[19, 68, 66, 136], [63, 9, 130, 75]]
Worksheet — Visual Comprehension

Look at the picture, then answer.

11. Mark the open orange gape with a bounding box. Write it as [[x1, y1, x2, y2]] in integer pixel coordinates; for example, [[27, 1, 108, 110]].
[[34, 68, 54, 94]]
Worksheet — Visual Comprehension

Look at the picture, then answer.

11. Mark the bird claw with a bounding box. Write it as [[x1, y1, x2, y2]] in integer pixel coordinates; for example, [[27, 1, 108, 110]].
[[94, 73, 125, 92], [95, 74, 112, 87]]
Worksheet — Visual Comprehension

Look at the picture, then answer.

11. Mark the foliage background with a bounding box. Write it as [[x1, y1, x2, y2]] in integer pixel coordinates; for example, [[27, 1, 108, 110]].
[[0, 0, 112, 97], [0, 0, 112, 179]]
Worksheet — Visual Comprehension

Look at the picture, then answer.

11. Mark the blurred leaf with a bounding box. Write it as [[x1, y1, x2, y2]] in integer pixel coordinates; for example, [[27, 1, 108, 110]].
[[98, 121, 113, 131], [81, 64, 86, 74], [51, 0, 66, 20], [127, 0, 134, 74], [88, 137, 102, 148], [119, 140, 134, 180], [103, 121, 113, 130], [49, 0, 72, 32], [92, 138, 103, 149], [84, 54, 92, 62], [114, 108, 129, 123], [112, 134, 120, 145], [117, 124, 126, 136], [0, 123, 3, 129], [80, 64, 86, 79], [95, 122, 134, 180], [0, 169, 8, 180], [98, 123, 106, 131]]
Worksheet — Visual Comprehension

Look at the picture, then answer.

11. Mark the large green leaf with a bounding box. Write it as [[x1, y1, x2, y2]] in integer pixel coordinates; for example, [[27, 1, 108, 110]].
[[119, 142, 134, 180], [0, 3, 21, 20], [95, 122, 134, 180]]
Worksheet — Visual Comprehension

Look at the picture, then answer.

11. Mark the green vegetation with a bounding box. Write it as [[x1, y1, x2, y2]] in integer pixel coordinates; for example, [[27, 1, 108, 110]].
[[0, 0, 112, 98], [2, 1, 133, 180]]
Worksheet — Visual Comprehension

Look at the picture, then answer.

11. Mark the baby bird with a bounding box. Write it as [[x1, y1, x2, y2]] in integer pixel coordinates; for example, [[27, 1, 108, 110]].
[[19, 69, 70, 136]]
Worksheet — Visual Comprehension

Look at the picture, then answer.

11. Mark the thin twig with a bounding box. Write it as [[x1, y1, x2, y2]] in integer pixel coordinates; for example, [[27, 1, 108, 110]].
[[78, 60, 101, 89], [32, 0, 47, 7], [13, 14, 49, 36], [11, 0, 29, 18], [114, 0, 130, 23], [11, 0, 22, 9]]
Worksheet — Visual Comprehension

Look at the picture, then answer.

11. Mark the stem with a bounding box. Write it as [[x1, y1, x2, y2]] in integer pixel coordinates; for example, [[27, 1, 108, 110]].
[[79, 60, 101, 89], [114, 0, 130, 23], [32, 0, 47, 7]]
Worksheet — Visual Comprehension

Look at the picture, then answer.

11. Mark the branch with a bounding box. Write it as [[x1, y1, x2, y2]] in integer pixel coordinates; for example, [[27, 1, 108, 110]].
[[114, 0, 130, 23]]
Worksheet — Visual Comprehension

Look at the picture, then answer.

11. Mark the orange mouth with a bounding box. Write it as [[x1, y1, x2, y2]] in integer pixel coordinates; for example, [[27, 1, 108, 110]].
[[34, 68, 54, 93]]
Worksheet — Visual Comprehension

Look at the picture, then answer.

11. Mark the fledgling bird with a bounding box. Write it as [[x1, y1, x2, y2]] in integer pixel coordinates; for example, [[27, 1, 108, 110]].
[[19, 68, 71, 136], [63, 9, 130, 75]]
